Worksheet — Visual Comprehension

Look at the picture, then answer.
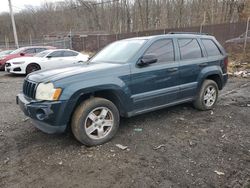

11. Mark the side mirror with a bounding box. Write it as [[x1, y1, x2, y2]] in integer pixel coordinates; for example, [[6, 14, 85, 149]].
[[20, 53, 25, 56], [46, 55, 52, 59], [137, 54, 158, 67]]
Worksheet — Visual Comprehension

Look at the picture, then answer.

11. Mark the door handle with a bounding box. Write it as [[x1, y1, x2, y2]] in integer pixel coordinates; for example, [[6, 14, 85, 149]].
[[167, 67, 178, 72], [199, 63, 208, 67]]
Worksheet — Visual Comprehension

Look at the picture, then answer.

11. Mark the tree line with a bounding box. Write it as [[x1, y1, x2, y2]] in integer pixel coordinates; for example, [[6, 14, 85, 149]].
[[0, 0, 247, 42]]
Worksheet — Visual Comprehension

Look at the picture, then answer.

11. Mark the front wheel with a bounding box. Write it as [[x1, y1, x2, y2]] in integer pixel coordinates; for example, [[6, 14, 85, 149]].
[[26, 63, 41, 74], [193, 80, 219, 111], [71, 97, 120, 146]]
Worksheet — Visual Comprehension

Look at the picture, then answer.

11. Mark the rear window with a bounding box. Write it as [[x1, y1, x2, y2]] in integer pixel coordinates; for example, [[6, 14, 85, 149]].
[[178, 39, 202, 60], [201, 39, 221, 56]]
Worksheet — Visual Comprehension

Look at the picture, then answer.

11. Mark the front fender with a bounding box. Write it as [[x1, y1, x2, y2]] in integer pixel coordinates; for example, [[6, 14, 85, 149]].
[[55, 76, 132, 125]]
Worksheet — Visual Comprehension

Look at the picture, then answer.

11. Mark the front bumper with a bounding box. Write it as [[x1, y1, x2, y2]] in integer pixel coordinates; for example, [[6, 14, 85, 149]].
[[17, 93, 68, 134], [5, 63, 26, 74]]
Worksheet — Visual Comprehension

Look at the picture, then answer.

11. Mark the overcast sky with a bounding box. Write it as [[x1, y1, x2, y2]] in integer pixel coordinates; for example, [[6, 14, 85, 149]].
[[0, 0, 63, 13]]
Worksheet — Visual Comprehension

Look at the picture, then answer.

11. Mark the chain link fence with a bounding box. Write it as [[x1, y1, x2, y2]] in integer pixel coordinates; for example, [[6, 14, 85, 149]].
[[72, 22, 248, 52], [0, 37, 71, 50]]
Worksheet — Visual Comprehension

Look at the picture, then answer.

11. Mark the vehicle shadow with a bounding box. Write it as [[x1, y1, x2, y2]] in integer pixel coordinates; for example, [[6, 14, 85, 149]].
[[3, 73, 26, 78]]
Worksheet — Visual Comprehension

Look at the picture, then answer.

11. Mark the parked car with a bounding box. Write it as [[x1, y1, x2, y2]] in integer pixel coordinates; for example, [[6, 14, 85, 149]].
[[17, 33, 228, 146], [5, 49, 89, 74], [225, 30, 250, 45], [0, 46, 55, 70], [0, 49, 14, 59]]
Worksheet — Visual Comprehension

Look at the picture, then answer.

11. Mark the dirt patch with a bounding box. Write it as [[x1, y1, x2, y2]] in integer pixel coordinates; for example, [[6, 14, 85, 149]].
[[0, 72, 250, 188]]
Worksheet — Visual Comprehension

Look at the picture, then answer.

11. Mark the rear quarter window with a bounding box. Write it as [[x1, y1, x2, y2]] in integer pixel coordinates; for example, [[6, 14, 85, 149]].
[[201, 39, 222, 56], [178, 38, 202, 60]]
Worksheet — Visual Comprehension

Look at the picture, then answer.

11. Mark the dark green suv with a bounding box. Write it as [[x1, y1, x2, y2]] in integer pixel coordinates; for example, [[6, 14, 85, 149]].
[[17, 33, 228, 146]]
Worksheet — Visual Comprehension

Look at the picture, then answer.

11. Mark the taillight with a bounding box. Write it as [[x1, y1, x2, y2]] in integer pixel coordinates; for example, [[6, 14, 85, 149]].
[[223, 57, 228, 73]]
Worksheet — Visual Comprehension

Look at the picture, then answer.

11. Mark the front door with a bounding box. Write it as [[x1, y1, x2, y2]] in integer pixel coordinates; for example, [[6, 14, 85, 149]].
[[130, 39, 180, 112]]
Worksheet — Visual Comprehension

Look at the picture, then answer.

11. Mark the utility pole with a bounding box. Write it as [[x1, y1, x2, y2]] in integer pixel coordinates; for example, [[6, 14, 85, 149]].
[[8, 0, 19, 48], [243, 16, 250, 56], [200, 12, 206, 33], [146, 0, 149, 29]]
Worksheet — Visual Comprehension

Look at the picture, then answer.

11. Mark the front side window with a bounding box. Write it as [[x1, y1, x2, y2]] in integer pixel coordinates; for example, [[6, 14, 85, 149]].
[[49, 51, 63, 58], [90, 39, 146, 63], [178, 39, 202, 60], [201, 39, 221, 56], [144, 39, 175, 63], [35, 51, 51, 58], [24, 48, 36, 54]]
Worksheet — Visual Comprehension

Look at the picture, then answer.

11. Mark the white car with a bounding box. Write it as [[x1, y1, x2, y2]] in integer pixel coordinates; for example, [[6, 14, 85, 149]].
[[5, 49, 89, 74]]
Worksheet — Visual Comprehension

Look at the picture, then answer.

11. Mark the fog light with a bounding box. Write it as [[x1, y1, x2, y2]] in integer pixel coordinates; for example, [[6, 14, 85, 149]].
[[36, 109, 47, 120]]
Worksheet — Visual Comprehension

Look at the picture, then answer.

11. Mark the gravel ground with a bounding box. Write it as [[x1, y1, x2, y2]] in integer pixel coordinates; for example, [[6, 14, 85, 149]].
[[0, 71, 250, 188]]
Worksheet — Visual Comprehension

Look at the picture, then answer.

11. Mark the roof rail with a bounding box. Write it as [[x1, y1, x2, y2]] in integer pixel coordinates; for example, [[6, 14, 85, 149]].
[[168, 32, 209, 35]]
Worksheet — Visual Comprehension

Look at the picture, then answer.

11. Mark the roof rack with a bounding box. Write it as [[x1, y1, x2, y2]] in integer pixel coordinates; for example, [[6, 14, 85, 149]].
[[168, 32, 209, 35]]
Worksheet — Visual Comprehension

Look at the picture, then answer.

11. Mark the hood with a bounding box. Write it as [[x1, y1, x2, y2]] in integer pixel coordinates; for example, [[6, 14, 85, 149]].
[[4, 53, 33, 61], [27, 62, 123, 83], [8, 56, 41, 63]]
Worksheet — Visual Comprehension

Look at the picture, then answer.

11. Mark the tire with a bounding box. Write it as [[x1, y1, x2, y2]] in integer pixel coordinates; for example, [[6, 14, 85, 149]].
[[71, 97, 120, 146], [26, 63, 41, 74], [193, 79, 219, 111]]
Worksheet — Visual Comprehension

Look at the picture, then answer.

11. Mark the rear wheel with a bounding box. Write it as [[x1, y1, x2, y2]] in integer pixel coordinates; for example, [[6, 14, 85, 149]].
[[193, 80, 219, 111], [71, 97, 120, 146], [26, 63, 41, 74]]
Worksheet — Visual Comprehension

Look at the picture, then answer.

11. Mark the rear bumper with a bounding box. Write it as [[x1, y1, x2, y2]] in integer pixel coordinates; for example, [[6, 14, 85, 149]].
[[17, 93, 68, 134]]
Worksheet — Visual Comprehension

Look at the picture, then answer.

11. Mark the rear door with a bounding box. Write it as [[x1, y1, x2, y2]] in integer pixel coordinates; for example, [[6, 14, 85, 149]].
[[130, 39, 180, 112], [177, 38, 207, 99], [62, 50, 79, 65], [42, 51, 64, 70]]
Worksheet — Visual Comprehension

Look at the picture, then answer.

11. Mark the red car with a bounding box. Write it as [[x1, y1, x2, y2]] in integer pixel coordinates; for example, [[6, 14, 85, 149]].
[[0, 46, 56, 70]]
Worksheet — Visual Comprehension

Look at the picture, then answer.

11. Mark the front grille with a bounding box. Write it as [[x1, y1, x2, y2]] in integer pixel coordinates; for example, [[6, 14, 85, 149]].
[[5, 63, 11, 67], [23, 80, 37, 99]]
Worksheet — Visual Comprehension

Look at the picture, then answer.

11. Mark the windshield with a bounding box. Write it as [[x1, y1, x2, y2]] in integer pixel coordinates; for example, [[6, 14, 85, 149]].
[[35, 51, 51, 57], [0, 50, 13, 55], [90, 39, 146, 63], [10, 48, 25, 54]]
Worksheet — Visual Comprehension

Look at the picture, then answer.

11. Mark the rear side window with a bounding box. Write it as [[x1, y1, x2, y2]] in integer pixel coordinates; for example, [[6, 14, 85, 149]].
[[201, 39, 221, 56], [144, 39, 175, 63], [35, 48, 46, 53], [63, 51, 78, 57], [178, 39, 202, 60]]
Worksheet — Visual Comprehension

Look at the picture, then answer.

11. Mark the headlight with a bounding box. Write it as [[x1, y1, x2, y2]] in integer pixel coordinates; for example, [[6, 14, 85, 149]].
[[12, 61, 25, 64], [35, 82, 62, 101]]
